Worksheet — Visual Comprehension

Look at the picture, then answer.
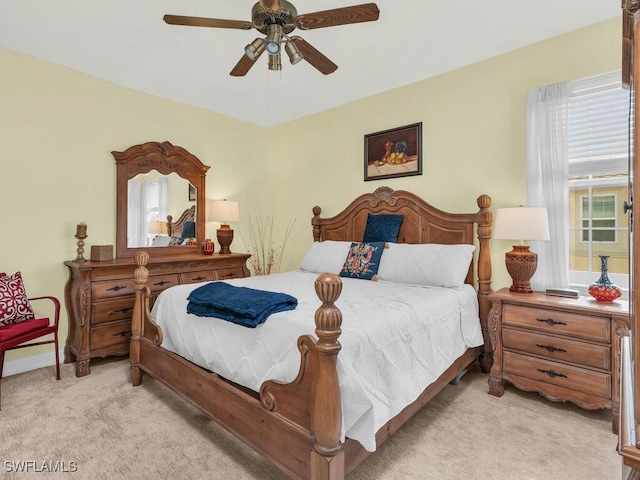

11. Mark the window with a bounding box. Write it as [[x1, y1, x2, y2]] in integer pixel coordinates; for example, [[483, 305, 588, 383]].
[[580, 194, 616, 243], [567, 72, 630, 291]]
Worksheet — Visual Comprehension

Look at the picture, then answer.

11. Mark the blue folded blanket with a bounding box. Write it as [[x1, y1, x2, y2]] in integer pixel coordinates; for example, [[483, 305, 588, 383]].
[[186, 281, 298, 328]]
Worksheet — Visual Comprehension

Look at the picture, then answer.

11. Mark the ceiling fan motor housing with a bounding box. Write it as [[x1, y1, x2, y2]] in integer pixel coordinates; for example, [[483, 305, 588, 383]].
[[252, 0, 297, 34]]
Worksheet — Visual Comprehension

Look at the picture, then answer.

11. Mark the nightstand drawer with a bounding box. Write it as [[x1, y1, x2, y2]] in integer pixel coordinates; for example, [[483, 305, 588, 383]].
[[503, 351, 611, 399], [503, 328, 610, 370], [503, 304, 610, 343]]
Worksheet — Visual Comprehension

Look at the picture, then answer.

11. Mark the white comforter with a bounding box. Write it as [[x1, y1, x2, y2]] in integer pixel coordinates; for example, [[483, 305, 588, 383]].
[[151, 270, 483, 452]]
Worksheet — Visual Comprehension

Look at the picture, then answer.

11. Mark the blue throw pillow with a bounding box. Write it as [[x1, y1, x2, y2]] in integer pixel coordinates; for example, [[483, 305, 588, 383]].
[[340, 242, 386, 280], [182, 221, 195, 239], [362, 214, 404, 243]]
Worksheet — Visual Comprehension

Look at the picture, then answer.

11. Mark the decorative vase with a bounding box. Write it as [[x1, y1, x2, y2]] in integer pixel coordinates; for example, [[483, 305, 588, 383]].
[[201, 238, 215, 256], [588, 255, 622, 302]]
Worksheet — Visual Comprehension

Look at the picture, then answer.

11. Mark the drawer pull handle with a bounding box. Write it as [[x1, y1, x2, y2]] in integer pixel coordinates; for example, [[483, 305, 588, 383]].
[[536, 344, 567, 354], [192, 276, 207, 281], [153, 280, 171, 286], [536, 318, 567, 326], [112, 330, 131, 337], [107, 285, 128, 292], [222, 272, 237, 278], [537, 368, 567, 379]]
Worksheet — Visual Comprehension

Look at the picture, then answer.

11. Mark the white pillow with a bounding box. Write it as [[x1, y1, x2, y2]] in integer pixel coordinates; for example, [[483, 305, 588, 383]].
[[300, 241, 353, 274], [151, 236, 171, 247], [377, 243, 475, 287]]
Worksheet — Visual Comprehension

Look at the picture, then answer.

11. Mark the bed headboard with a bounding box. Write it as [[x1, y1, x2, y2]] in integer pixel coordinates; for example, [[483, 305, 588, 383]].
[[312, 186, 491, 282], [167, 205, 196, 238], [312, 186, 493, 369]]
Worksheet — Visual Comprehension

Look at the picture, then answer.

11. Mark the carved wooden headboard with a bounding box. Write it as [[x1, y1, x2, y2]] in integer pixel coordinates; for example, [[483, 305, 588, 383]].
[[311, 186, 492, 287], [167, 205, 196, 237]]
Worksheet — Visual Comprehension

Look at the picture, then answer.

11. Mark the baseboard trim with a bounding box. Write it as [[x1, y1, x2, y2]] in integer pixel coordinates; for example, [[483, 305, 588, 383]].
[[2, 350, 63, 377]]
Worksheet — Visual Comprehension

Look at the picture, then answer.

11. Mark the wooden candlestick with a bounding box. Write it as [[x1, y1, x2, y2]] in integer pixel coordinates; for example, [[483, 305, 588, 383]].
[[75, 223, 88, 262]]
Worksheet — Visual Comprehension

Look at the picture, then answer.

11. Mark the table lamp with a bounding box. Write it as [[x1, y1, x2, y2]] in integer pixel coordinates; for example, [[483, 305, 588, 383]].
[[148, 221, 167, 235], [493, 206, 550, 293], [209, 200, 240, 254], [147, 221, 168, 245]]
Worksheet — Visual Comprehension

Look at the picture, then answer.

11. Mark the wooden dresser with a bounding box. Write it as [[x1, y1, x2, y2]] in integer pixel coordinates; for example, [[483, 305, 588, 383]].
[[64, 252, 250, 377], [487, 288, 629, 431]]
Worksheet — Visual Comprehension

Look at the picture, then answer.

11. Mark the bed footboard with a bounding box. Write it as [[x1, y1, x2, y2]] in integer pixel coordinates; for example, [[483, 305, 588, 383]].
[[130, 251, 347, 480]]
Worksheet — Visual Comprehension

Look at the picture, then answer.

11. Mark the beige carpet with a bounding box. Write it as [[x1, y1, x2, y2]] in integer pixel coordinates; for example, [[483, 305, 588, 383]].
[[2, 359, 620, 479]]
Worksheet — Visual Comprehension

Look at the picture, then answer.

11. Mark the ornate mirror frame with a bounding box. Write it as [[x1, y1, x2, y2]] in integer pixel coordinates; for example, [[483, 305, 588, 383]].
[[112, 141, 210, 259]]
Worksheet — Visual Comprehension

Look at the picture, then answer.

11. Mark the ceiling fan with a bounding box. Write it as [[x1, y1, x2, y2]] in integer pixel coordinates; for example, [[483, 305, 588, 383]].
[[163, 1, 380, 77]]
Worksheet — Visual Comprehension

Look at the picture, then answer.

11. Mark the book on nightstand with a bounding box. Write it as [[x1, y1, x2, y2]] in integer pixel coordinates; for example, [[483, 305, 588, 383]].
[[545, 288, 580, 298]]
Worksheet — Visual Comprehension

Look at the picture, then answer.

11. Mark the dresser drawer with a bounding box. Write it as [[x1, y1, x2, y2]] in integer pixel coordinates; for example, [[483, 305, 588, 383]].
[[93, 278, 135, 299], [90, 320, 132, 350], [181, 270, 215, 284], [503, 351, 611, 399], [215, 267, 245, 280], [503, 304, 610, 343], [503, 328, 610, 370], [92, 297, 135, 325], [146, 274, 181, 292]]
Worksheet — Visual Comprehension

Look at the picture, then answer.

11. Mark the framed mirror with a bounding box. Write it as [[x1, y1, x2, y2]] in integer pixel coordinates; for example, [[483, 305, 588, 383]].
[[112, 141, 210, 258]]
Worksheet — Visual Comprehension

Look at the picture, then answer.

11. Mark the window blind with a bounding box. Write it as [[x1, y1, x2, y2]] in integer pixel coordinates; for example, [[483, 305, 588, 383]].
[[568, 71, 633, 177]]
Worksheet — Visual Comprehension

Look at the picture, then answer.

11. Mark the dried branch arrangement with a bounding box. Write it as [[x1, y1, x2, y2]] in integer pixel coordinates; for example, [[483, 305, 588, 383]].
[[243, 215, 296, 276]]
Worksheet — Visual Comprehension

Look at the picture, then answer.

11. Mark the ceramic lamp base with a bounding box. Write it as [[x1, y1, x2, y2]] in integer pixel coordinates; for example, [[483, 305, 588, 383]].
[[216, 224, 234, 255], [505, 245, 538, 294]]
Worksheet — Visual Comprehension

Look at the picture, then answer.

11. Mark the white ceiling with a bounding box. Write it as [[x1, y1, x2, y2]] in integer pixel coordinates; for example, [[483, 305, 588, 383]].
[[0, 1, 620, 127]]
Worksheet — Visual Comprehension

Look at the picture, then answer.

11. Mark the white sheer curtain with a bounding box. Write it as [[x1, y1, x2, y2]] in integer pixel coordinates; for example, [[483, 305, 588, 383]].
[[127, 180, 145, 247], [526, 82, 570, 290]]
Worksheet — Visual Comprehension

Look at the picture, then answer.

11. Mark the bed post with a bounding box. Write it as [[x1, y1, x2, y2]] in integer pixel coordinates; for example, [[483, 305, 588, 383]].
[[131, 251, 149, 386], [312, 206, 322, 242], [310, 273, 345, 480], [476, 194, 493, 373]]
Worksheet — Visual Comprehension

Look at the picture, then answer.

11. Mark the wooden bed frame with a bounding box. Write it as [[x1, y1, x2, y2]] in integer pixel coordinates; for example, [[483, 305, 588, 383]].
[[130, 186, 493, 479]]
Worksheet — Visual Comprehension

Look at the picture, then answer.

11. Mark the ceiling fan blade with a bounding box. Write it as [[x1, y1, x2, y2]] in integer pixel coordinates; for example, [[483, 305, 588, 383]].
[[295, 3, 379, 30], [291, 37, 338, 75], [230, 53, 260, 77], [260, 0, 281, 12], [163, 14, 252, 30]]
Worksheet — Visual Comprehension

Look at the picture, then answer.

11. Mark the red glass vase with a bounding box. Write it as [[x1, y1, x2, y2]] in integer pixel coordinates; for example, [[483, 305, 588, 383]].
[[201, 238, 215, 256], [588, 255, 622, 302]]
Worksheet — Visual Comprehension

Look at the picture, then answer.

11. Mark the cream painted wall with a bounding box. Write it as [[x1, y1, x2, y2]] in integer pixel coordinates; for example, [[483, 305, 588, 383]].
[[264, 18, 622, 283], [0, 48, 268, 362], [0, 17, 622, 367]]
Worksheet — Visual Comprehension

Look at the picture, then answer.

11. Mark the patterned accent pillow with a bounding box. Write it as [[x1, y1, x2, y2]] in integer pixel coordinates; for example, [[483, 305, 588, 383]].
[[168, 236, 185, 246], [362, 214, 404, 243], [0, 271, 35, 327], [339, 242, 386, 281]]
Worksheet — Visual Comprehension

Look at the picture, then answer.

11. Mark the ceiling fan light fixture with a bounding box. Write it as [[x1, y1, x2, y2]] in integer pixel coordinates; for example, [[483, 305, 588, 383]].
[[268, 52, 282, 71], [265, 24, 283, 55], [285, 40, 303, 65], [244, 38, 265, 60]]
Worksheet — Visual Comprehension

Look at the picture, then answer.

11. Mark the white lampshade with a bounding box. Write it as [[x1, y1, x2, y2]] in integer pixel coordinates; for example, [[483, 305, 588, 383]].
[[148, 221, 167, 235], [493, 207, 550, 242], [209, 200, 240, 224]]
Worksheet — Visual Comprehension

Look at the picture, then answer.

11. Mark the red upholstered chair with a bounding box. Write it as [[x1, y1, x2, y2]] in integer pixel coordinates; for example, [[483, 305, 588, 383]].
[[0, 273, 61, 410]]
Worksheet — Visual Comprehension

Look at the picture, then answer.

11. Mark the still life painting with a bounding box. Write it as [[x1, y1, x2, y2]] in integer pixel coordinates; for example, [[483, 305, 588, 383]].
[[364, 122, 422, 181]]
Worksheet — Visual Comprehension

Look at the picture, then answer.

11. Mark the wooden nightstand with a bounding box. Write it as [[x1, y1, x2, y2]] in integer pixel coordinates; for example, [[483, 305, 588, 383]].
[[487, 287, 629, 431]]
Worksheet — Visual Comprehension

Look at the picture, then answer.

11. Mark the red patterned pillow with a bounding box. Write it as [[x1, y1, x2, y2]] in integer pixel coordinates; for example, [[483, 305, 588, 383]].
[[0, 272, 35, 327]]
